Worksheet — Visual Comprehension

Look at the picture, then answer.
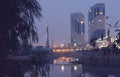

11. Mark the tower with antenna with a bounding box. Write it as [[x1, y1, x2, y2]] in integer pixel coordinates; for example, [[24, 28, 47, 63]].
[[46, 25, 50, 49]]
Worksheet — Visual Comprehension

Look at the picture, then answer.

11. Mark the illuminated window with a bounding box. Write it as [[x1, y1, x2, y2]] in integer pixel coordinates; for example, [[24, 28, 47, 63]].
[[99, 19, 102, 22], [74, 43, 77, 46], [91, 20, 94, 23], [89, 10, 92, 12], [99, 12, 103, 15], [96, 12, 98, 15], [81, 33, 83, 35], [80, 21, 84, 24]]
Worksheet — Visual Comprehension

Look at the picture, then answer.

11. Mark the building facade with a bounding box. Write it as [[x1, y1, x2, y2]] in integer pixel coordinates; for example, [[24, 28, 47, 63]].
[[88, 3, 105, 42], [71, 12, 85, 47]]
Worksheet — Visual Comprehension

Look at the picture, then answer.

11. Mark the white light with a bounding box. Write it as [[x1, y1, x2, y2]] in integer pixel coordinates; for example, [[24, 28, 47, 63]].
[[96, 12, 98, 15], [99, 19, 102, 22], [76, 59, 79, 61], [74, 43, 77, 47], [74, 66, 77, 70], [61, 44, 64, 47], [89, 10, 92, 12], [81, 33, 84, 35], [61, 65, 64, 71], [81, 21, 84, 24], [86, 44, 89, 46], [99, 12, 103, 15], [76, 49, 79, 51], [91, 20, 94, 23], [79, 48, 82, 51]]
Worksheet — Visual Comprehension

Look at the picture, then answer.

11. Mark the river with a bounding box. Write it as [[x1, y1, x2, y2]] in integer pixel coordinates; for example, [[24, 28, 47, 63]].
[[0, 54, 120, 77], [24, 56, 120, 77]]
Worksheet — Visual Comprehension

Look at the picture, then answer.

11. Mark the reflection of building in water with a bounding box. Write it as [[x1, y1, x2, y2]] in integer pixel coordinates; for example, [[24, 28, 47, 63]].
[[49, 64, 83, 77], [23, 57, 120, 77], [49, 57, 83, 77], [53, 57, 78, 64]]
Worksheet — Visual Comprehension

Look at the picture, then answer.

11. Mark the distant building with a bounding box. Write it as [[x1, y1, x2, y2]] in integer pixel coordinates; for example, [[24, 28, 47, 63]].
[[71, 12, 85, 47], [88, 3, 105, 42]]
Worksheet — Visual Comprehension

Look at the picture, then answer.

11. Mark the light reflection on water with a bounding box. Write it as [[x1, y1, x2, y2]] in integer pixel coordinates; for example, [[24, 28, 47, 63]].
[[23, 57, 120, 77], [49, 57, 83, 77], [53, 57, 78, 64]]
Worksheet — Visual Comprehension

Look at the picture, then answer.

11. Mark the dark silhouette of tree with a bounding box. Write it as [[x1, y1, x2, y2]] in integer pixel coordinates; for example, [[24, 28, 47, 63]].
[[90, 38, 97, 48], [0, 0, 42, 56], [116, 32, 120, 45]]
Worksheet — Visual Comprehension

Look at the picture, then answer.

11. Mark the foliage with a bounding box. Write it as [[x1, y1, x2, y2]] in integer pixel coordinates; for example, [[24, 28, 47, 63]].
[[90, 38, 97, 47], [116, 32, 120, 45], [0, 0, 42, 54]]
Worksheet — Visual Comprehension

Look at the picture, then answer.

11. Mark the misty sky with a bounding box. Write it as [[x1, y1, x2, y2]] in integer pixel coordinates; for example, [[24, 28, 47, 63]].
[[36, 0, 120, 46]]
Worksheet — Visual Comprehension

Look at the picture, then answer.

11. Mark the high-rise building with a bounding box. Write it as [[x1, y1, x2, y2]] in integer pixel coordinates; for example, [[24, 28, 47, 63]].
[[88, 3, 105, 42], [71, 12, 85, 47]]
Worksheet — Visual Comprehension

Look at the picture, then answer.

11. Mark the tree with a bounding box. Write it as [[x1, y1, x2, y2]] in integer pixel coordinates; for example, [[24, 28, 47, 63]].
[[116, 32, 120, 45], [90, 38, 97, 48], [0, 0, 42, 55]]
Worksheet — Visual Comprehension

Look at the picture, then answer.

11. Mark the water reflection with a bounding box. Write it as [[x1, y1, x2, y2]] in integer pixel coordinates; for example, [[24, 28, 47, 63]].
[[53, 57, 78, 64], [24, 63, 50, 77], [1, 57, 120, 77], [47, 57, 120, 77], [49, 57, 83, 77]]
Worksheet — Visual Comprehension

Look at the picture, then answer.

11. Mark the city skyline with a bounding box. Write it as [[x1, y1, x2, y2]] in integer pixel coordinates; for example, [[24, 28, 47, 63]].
[[36, 0, 120, 46]]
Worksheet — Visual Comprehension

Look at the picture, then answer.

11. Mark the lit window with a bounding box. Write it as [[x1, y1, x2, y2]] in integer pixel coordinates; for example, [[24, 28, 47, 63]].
[[99, 19, 102, 22], [89, 10, 92, 12], [99, 12, 103, 15], [81, 21, 84, 24], [96, 12, 98, 15], [81, 33, 83, 35], [91, 20, 94, 23], [74, 43, 77, 47]]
